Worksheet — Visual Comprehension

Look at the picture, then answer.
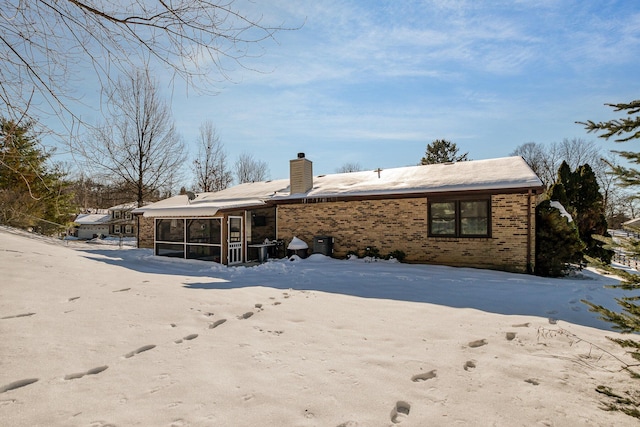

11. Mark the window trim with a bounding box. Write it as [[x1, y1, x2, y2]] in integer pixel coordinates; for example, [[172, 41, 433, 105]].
[[428, 197, 491, 238]]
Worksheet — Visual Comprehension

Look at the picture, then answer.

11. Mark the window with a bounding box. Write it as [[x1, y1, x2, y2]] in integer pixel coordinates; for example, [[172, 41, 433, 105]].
[[187, 245, 221, 262], [155, 218, 222, 263], [113, 224, 121, 234], [156, 219, 185, 242], [124, 211, 132, 220], [187, 219, 221, 244], [429, 201, 456, 235], [429, 199, 490, 237], [113, 211, 121, 219], [156, 243, 185, 258], [229, 217, 242, 243], [460, 201, 489, 236], [125, 225, 133, 234]]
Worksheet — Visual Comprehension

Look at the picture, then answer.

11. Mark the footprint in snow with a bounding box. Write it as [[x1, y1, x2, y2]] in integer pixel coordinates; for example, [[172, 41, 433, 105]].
[[411, 370, 437, 382], [124, 344, 156, 358], [175, 334, 198, 344], [390, 401, 411, 424], [468, 339, 488, 348], [64, 366, 108, 380], [209, 319, 227, 329], [1, 312, 36, 320], [0, 378, 39, 393]]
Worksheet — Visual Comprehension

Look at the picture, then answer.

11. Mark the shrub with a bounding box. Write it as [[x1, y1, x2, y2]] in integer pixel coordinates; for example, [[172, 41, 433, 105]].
[[535, 200, 585, 277], [346, 249, 359, 259], [363, 246, 380, 258], [384, 250, 406, 262]]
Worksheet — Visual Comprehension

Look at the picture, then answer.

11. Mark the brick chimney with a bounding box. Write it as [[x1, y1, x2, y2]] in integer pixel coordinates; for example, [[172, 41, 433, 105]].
[[290, 153, 313, 194]]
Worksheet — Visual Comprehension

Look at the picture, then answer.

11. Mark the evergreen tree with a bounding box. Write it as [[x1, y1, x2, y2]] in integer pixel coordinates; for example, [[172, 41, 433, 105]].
[[578, 101, 640, 419], [574, 164, 612, 263], [548, 162, 571, 207], [580, 100, 640, 187], [535, 200, 585, 277], [0, 119, 74, 233], [548, 162, 612, 263], [420, 139, 469, 165]]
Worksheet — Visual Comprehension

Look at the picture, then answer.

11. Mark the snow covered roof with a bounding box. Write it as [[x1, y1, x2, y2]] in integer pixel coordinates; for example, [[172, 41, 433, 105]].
[[623, 218, 640, 229], [108, 202, 138, 211], [279, 156, 543, 199], [74, 213, 111, 225], [135, 156, 543, 217], [133, 180, 289, 217]]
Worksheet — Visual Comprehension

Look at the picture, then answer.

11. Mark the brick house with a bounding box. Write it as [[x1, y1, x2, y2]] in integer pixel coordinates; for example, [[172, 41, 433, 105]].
[[133, 154, 544, 273]]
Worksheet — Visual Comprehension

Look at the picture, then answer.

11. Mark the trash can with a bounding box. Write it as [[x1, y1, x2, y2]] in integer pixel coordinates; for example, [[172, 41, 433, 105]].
[[286, 236, 309, 259], [313, 236, 333, 256]]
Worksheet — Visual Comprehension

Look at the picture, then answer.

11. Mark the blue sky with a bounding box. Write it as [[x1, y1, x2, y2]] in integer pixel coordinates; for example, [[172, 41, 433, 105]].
[[53, 0, 640, 181]]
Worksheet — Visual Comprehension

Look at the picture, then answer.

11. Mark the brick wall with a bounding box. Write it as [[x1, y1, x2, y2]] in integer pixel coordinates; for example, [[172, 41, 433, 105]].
[[276, 192, 535, 273], [137, 215, 155, 248]]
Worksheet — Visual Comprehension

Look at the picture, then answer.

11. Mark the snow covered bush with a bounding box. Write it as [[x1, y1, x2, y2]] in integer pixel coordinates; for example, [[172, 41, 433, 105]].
[[535, 200, 585, 277]]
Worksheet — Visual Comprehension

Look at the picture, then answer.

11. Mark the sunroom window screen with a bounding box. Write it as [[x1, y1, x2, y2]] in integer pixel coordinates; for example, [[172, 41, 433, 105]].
[[187, 219, 221, 244], [156, 219, 184, 242], [155, 218, 222, 263]]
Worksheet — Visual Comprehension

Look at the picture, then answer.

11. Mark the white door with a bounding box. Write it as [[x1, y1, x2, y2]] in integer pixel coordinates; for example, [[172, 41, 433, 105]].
[[228, 216, 243, 265]]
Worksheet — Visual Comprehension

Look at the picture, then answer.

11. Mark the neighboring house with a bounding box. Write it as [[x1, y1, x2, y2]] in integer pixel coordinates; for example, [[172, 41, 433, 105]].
[[72, 203, 138, 239], [134, 154, 544, 273], [108, 202, 137, 237], [73, 211, 110, 239]]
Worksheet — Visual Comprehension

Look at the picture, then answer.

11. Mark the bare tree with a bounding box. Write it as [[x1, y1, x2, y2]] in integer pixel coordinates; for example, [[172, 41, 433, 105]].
[[1, 1, 290, 128], [84, 69, 185, 207], [336, 162, 363, 173], [511, 138, 606, 188], [234, 152, 269, 183], [192, 121, 232, 192], [511, 142, 547, 183], [511, 138, 634, 225]]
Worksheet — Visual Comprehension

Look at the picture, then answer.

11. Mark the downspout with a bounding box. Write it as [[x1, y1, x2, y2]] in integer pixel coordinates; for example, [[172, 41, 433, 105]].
[[527, 189, 533, 273]]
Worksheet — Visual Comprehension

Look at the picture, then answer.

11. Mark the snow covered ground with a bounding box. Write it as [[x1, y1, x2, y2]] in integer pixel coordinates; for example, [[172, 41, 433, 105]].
[[1, 226, 638, 426]]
